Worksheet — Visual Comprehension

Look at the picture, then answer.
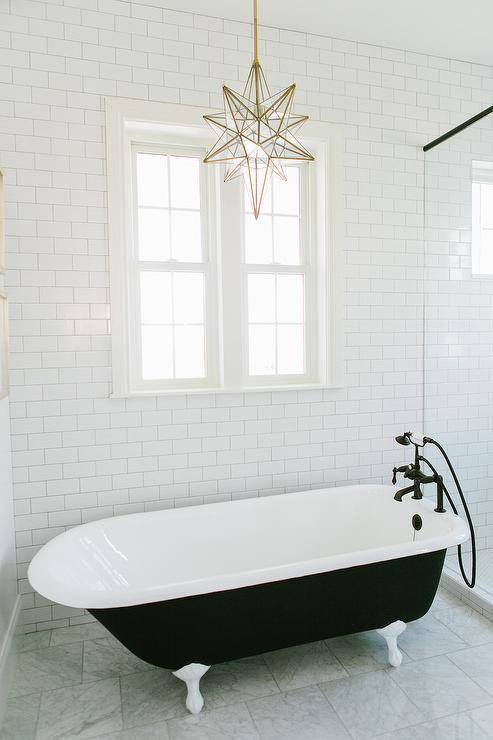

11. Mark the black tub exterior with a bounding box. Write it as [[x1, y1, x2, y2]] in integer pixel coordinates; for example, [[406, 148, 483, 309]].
[[90, 549, 446, 669]]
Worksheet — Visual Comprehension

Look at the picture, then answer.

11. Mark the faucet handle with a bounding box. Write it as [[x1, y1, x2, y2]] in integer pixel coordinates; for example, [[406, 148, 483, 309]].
[[392, 464, 411, 484]]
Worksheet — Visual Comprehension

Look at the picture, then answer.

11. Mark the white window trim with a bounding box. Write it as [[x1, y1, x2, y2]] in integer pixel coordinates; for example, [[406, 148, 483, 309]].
[[106, 97, 344, 397]]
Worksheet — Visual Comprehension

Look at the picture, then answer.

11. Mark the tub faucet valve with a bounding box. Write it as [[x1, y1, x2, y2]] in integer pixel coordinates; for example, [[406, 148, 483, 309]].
[[392, 465, 411, 485]]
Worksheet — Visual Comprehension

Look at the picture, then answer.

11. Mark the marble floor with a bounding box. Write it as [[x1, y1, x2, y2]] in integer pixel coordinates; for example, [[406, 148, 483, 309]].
[[3, 587, 493, 739]]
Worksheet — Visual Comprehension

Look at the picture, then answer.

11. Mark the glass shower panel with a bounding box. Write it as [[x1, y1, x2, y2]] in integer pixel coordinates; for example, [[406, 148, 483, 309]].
[[424, 111, 493, 599]]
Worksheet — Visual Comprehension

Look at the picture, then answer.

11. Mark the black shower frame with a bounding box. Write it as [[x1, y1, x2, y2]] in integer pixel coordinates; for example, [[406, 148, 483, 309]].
[[423, 103, 493, 152]]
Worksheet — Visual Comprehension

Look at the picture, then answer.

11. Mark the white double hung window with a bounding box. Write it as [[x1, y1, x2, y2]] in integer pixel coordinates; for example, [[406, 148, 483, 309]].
[[107, 100, 340, 396]]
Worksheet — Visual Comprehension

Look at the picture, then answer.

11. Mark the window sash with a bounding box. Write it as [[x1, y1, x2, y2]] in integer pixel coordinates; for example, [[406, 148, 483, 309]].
[[239, 165, 317, 386], [129, 142, 219, 391]]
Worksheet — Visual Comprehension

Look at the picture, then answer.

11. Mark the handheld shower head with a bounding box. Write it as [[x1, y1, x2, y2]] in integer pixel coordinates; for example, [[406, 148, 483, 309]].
[[395, 433, 411, 446], [395, 432, 427, 447]]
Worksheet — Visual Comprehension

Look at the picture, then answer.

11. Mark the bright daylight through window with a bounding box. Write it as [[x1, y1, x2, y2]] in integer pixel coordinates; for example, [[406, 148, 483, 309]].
[[136, 151, 206, 382], [245, 168, 306, 377]]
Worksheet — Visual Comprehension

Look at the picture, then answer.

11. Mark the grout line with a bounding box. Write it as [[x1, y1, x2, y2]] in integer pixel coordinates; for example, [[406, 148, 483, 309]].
[[31, 690, 42, 740]]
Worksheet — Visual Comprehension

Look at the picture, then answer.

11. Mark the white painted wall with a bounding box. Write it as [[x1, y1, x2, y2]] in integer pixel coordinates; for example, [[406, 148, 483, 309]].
[[1, 1, 492, 631]]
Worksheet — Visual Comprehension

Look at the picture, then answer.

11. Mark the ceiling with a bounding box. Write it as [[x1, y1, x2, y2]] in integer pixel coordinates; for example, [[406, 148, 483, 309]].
[[164, 0, 493, 67]]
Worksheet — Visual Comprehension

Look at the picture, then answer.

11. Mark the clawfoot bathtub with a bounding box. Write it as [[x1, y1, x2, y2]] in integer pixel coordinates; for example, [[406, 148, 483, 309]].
[[28, 484, 468, 714]]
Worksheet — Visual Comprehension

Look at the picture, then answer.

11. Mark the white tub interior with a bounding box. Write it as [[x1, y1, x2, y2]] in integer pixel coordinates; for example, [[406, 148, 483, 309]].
[[28, 484, 468, 609]]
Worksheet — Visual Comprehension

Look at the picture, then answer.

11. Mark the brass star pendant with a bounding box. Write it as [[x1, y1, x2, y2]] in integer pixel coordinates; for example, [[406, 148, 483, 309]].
[[203, 60, 314, 218]]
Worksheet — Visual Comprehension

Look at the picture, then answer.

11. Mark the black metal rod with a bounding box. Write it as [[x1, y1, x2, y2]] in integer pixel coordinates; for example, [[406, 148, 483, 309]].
[[423, 103, 493, 152]]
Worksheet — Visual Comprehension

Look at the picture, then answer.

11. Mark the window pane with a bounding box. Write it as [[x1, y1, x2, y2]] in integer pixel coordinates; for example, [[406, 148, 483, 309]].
[[273, 215, 300, 264], [138, 208, 170, 260], [277, 325, 304, 374], [245, 214, 272, 263], [142, 325, 173, 379], [171, 210, 202, 262], [136, 152, 168, 208], [277, 274, 304, 324], [481, 183, 493, 228], [244, 179, 272, 214], [140, 273, 172, 324], [174, 326, 205, 378], [248, 274, 275, 323], [170, 156, 200, 209], [249, 325, 275, 375], [273, 167, 299, 215], [173, 273, 204, 324], [480, 229, 493, 273]]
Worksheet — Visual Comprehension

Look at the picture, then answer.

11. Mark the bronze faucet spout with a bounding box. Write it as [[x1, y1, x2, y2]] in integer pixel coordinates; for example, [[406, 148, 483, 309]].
[[393, 484, 416, 502]]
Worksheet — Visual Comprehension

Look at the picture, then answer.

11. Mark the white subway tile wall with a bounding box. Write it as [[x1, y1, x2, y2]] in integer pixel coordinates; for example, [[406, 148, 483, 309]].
[[2, 0, 493, 630]]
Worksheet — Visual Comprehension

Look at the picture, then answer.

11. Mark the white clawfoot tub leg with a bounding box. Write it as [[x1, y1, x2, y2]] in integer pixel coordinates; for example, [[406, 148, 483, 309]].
[[376, 620, 406, 667], [172, 663, 210, 714]]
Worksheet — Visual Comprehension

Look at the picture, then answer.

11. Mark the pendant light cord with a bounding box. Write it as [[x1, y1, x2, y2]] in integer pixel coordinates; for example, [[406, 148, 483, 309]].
[[253, 0, 259, 63]]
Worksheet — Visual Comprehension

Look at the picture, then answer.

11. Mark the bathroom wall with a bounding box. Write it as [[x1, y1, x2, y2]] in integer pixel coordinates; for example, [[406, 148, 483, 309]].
[[1, 0, 493, 630]]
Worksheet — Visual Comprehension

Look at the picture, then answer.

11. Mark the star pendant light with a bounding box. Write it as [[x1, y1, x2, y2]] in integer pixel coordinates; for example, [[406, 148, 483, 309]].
[[203, 0, 314, 218]]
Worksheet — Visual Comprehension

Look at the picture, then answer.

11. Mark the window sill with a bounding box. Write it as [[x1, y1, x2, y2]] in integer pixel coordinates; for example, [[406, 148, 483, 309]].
[[111, 382, 345, 399]]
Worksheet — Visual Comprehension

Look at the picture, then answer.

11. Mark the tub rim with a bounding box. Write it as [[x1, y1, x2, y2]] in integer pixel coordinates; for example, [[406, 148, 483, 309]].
[[28, 484, 469, 609]]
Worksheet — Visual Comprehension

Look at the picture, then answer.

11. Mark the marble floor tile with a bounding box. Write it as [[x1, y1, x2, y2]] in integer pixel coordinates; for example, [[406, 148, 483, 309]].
[[433, 605, 493, 646], [0, 693, 41, 740], [430, 589, 464, 613], [10, 643, 83, 697], [50, 623, 109, 646], [167, 702, 258, 740], [199, 656, 279, 711], [247, 684, 350, 740], [448, 642, 493, 694], [469, 703, 493, 738], [375, 711, 491, 740], [83, 637, 151, 682], [121, 668, 188, 727], [398, 614, 467, 660], [326, 630, 410, 675], [319, 669, 419, 739], [15, 632, 51, 654], [91, 722, 169, 740], [390, 654, 492, 719], [35, 678, 122, 740], [263, 641, 347, 692]]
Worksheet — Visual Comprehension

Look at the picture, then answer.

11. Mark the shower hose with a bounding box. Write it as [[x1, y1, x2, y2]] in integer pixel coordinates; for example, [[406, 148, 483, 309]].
[[419, 437, 476, 589]]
